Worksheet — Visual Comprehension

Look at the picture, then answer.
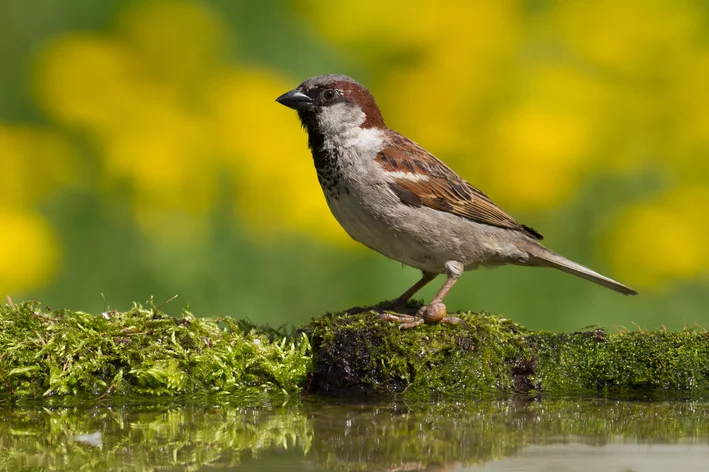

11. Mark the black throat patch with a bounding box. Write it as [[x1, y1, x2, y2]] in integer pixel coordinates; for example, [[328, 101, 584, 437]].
[[298, 110, 346, 200]]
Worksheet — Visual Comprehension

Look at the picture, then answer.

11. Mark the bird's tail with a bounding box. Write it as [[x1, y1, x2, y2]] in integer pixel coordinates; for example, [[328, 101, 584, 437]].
[[523, 242, 638, 296]]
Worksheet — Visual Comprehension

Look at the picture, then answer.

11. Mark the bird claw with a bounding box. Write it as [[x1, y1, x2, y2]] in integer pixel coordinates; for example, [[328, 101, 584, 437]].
[[377, 313, 419, 323], [378, 304, 465, 329], [399, 319, 425, 329], [440, 316, 466, 326]]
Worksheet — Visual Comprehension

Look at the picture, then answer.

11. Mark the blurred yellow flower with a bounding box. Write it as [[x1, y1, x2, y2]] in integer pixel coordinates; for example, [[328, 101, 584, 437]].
[[35, 31, 218, 244], [608, 188, 709, 289], [208, 67, 354, 245], [117, 0, 228, 86], [295, 0, 443, 51], [478, 66, 604, 210], [33, 0, 353, 247], [378, 2, 519, 153], [669, 54, 709, 183], [555, 0, 699, 77], [0, 125, 71, 293], [298, 0, 520, 152], [0, 125, 78, 206], [34, 35, 141, 133], [0, 209, 60, 295], [484, 104, 592, 210]]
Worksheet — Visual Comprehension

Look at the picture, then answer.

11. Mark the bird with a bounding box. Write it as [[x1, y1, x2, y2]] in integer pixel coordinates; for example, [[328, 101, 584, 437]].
[[276, 74, 637, 328]]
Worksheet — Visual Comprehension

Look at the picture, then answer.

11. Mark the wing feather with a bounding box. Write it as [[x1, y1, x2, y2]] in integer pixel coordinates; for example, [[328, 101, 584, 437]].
[[378, 132, 543, 240]]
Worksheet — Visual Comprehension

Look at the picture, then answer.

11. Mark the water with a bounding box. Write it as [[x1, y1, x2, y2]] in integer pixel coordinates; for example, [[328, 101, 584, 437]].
[[1, 397, 708, 471]]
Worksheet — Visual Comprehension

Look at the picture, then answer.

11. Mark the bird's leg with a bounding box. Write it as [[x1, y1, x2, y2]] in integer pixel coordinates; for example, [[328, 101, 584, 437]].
[[347, 271, 436, 315], [382, 262, 466, 329], [393, 275, 461, 329], [389, 271, 437, 309], [377, 271, 437, 323], [417, 275, 464, 325]]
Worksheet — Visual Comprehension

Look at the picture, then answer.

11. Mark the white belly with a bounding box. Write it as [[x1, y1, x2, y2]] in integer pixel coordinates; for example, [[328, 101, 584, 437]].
[[315, 132, 529, 274]]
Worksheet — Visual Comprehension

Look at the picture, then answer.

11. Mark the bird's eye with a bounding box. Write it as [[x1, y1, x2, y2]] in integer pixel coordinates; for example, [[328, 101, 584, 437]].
[[323, 89, 336, 101]]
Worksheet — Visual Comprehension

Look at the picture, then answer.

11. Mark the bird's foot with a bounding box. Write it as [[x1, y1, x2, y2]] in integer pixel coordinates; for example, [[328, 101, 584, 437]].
[[378, 302, 465, 329], [418, 302, 447, 324], [377, 313, 423, 329]]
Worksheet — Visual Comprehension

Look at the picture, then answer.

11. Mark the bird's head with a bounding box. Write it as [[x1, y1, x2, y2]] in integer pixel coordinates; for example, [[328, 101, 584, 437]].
[[276, 74, 386, 140]]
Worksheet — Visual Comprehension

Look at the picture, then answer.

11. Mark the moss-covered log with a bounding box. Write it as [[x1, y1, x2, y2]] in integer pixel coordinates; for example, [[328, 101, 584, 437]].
[[306, 310, 709, 397], [2, 300, 709, 399]]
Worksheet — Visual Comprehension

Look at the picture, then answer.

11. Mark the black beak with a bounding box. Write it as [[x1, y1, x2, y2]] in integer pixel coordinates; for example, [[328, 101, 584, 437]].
[[275, 89, 313, 110]]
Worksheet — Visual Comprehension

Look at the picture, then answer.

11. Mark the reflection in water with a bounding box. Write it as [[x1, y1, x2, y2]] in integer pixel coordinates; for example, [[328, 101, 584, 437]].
[[73, 431, 103, 447], [0, 397, 708, 471], [476, 442, 709, 472]]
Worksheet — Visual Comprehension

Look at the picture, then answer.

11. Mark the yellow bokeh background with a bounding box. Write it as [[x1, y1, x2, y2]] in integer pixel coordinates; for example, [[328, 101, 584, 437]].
[[1, 0, 707, 329]]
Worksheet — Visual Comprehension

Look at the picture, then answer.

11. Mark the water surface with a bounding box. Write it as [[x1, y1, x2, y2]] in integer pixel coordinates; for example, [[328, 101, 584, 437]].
[[1, 397, 708, 471]]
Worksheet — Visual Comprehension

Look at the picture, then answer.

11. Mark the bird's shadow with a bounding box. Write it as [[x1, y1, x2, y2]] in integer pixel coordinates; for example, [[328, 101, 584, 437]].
[[343, 299, 424, 316]]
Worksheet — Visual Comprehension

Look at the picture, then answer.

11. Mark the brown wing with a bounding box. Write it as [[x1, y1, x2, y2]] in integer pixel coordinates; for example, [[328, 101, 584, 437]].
[[378, 132, 543, 240]]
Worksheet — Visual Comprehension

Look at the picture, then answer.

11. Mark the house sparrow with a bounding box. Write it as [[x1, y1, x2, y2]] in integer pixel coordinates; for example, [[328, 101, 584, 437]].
[[276, 74, 637, 328]]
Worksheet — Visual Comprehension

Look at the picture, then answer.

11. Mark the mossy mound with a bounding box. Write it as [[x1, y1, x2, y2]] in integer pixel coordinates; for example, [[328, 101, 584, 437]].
[[305, 310, 528, 396], [306, 309, 709, 397], [0, 301, 311, 398]]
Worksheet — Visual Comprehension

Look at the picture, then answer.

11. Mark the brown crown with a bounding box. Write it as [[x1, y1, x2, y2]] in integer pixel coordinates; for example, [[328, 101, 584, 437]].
[[331, 80, 386, 129]]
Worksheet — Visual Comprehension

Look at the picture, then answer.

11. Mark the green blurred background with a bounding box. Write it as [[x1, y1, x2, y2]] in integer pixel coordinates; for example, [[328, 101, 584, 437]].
[[1, 0, 707, 331]]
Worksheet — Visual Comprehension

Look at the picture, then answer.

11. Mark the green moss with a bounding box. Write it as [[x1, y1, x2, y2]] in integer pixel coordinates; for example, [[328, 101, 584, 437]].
[[0, 301, 311, 399], [3, 300, 709, 399], [306, 305, 709, 398], [531, 328, 709, 396], [305, 308, 532, 396]]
